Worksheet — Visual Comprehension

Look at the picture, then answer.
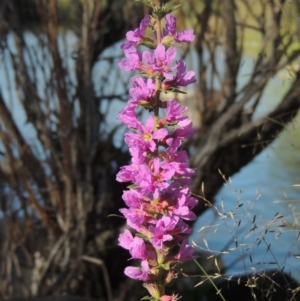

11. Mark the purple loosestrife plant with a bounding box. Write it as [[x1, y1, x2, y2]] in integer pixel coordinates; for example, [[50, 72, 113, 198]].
[[117, 1, 197, 300]]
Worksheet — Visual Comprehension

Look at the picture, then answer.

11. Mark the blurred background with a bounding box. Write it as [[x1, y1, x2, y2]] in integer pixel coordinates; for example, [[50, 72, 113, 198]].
[[0, 0, 299, 300]]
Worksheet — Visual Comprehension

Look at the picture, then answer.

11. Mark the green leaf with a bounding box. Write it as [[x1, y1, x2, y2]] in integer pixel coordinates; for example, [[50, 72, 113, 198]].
[[160, 263, 170, 270], [141, 39, 156, 49], [139, 100, 154, 110], [139, 72, 157, 79], [170, 88, 187, 94], [127, 184, 139, 189], [168, 4, 182, 13], [152, 10, 165, 20]]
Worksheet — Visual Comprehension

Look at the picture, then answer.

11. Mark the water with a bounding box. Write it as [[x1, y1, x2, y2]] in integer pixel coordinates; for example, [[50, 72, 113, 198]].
[[185, 49, 300, 280], [1, 32, 300, 279], [192, 112, 300, 279]]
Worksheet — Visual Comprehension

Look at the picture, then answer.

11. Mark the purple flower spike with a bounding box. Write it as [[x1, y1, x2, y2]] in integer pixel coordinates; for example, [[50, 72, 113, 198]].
[[117, 8, 197, 294]]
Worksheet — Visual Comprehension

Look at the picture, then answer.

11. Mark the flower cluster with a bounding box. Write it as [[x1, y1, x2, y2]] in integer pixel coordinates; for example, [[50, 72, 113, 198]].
[[117, 6, 197, 301]]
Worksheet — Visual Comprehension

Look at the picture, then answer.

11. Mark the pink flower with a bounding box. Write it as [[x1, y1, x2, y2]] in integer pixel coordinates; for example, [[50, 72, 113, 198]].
[[166, 99, 188, 123], [149, 216, 178, 249], [118, 229, 134, 250], [117, 105, 139, 129], [150, 157, 174, 187], [129, 76, 156, 103], [119, 48, 155, 75], [122, 190, 142, 208], [175, 219, 193, 236], [116, 164, 138, 183], [131, 164, 153, 192], [161, 150, 195, 180], [173, 119, 196, 139], [143, 44, 177, 79], [122, 15, 151, 49], [173, 194, 197, 221], [118, 48, 143, 71], [162, 14, 195, 43], [163, 60, 196, 88], [156, 185, 197, 220], [125, 260, 150, 281], [125, 115, 168, 152], [149, 224, 173, 249], [129, 147, 146, 165], [120, 207, 145, 231], [129, 237, 147, 260], [175, 239, 196, 261], [125, 133, 148, 152], [160, 294, 180, 301]]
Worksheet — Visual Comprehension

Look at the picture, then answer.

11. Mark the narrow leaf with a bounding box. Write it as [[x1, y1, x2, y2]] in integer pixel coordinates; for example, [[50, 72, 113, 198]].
[[168, 4, 182, 13]]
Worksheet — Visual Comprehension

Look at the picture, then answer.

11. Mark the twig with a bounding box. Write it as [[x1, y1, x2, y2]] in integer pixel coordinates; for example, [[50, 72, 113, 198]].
[[193, 259, 226, 301], [33, 233, 68, 295], [82, 255, 113, 301]]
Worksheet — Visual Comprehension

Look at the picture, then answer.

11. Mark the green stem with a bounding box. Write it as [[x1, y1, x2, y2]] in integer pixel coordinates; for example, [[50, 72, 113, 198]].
[[154, 76, 161, 130], [153, 5, 162, 131], [156, 250, 166, 297], [156, 13, 162, 45], [153, 4, 165, 299], [157, 266, 165, 296]]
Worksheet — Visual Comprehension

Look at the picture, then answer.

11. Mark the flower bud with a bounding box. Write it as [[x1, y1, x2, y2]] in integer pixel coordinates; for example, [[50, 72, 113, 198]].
[[161, 35, 175, 47], [150, 266, 159, 276], [164, 270, 178, 285], [161, 82, 172, 90], [143, 282, 160, 299], [160, 294, 181, 301]]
